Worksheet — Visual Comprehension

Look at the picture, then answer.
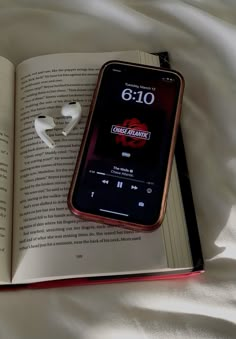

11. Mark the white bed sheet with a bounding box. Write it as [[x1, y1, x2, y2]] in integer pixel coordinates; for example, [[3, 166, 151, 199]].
[[0, 0, 236, 338]]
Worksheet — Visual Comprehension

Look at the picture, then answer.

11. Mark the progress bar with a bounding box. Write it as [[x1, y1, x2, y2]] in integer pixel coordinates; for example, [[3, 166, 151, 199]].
[[99, 209, 129, 217]]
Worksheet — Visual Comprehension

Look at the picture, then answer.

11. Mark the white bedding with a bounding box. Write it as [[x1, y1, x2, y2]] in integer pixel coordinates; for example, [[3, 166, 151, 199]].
[[0, 0, 236, 338]]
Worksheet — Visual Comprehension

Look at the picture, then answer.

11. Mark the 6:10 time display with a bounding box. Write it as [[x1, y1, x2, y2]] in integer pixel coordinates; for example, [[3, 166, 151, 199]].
[[121, 88, 155, 105]]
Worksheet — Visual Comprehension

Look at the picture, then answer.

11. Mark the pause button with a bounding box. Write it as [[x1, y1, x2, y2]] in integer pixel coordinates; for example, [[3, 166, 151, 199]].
[[117, 181, 123, 188]]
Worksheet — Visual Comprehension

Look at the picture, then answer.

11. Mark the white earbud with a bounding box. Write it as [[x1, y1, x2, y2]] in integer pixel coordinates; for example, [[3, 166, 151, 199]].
[[61, 101, 82, 136], [34, 115, 56, 149]]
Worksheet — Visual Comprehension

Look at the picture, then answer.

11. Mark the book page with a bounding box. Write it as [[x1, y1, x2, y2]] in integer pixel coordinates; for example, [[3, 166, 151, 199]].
[[0, 57, 15, 283], [12, 51, 169, 283]]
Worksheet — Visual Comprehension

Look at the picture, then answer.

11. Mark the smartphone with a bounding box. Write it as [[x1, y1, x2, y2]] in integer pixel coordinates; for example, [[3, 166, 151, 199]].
[[68, 61, 184, 231]]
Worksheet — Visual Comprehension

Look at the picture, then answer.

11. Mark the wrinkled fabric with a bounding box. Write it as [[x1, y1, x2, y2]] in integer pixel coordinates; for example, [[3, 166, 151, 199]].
[[0, 1, 236, 338]]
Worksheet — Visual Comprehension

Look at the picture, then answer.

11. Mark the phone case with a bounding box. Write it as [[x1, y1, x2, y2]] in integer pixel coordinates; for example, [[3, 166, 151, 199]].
[[68, 61, 184, 231]]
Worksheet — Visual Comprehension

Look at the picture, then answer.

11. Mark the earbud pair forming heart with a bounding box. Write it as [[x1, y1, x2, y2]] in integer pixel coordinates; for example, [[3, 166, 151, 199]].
[[34, 101, 82, 149]]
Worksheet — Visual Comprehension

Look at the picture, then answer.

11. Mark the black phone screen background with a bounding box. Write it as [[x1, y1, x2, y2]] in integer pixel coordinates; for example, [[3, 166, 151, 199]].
[[72, 63, 181, 226]]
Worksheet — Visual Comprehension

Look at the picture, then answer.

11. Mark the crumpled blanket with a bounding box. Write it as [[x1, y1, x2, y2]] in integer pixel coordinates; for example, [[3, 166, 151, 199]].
[[0, 1, 235, 338]]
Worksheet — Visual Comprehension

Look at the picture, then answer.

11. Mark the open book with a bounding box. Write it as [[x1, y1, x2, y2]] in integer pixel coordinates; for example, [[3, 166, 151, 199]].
[[0, 50, 203, 286]]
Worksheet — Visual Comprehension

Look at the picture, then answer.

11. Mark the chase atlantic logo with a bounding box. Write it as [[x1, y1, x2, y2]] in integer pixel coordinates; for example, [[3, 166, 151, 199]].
[[111, 118, 151, 148]]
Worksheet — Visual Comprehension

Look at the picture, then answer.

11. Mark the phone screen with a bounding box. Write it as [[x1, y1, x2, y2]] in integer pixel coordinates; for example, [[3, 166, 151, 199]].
[[71, 62, 182, 226]]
